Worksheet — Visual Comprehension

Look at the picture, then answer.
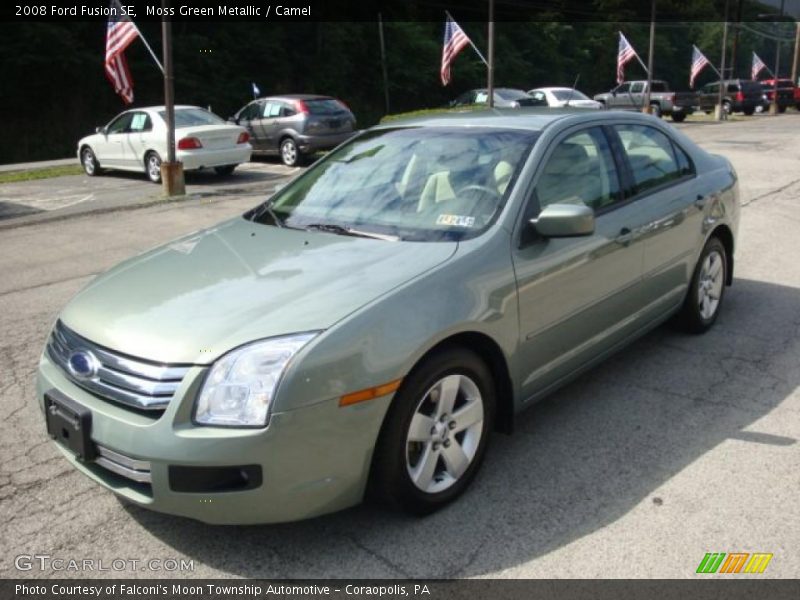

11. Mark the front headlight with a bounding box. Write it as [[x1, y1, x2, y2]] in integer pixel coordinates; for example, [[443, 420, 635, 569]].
[[193, 333, 317, 427]]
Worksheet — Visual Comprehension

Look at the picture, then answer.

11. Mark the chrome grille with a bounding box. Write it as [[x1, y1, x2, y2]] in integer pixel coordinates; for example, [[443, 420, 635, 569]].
[[95, 444, 152, 483], [47, 321, 191, 412]]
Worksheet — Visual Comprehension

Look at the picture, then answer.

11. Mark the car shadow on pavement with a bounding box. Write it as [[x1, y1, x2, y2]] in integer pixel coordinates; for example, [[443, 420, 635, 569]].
[[124, 277, 798, 578]]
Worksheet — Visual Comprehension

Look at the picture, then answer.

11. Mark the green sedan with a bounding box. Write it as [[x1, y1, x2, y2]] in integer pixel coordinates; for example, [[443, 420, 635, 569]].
[[37, 109, 739, 523]]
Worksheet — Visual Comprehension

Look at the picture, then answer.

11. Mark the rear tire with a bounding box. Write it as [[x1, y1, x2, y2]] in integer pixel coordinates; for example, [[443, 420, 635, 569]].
[[675, 237, 727, 334], [370, 347, 495, 515], [722, 100, 732, 115], [671, 112, 687, 123], [214, 165, 236, 176], [280, 138, 301, 167], [743, 107, 755, 116], [81, 147, 101, 176], [145, 151, 162, 183]]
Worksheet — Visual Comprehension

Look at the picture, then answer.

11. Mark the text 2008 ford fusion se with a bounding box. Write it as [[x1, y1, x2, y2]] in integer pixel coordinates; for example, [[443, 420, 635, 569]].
[[38, 110, 739, 524]]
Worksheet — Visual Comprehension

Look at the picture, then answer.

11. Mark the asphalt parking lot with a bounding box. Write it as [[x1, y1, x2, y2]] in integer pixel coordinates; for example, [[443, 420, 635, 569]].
[[1, 114, 799, 579]]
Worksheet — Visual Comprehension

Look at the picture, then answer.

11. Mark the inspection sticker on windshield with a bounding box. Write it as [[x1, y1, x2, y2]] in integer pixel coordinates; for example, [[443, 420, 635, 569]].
[[437, 214, 475, 227]]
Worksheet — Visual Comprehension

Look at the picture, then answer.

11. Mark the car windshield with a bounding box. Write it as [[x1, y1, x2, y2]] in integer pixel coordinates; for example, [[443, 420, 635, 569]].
[[551, 89, 590, 101], [304, 99, 347, 115], [247, 126, 538, 242], [495, 89, 531, 101], [158, 108, 225, 128]]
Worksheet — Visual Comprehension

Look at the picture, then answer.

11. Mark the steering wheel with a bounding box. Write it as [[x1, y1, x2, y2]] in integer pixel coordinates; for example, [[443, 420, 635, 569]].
[[457, 184, 502, 202]]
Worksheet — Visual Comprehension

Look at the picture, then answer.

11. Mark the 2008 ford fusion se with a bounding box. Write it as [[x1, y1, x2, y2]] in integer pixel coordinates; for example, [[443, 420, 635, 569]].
[[38, 110, 739, 523]]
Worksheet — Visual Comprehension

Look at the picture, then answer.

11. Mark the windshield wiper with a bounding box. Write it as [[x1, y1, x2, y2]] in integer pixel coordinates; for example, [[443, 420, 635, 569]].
[[304, 223, 399, 241]]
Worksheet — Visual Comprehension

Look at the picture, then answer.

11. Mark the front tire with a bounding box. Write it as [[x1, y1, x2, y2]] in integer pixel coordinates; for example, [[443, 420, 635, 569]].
[[81, 147, 101, 176], [280, 138, 301, 167], [370, 347, 495, 515], [676, 237, 727, 333], [145, 151, 162, 183], [671, 112, 687, 123]]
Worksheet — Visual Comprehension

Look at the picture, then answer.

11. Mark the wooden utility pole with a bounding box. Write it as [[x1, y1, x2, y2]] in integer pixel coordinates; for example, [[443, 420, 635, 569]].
[[487, 0, 495, 108], [161, 0, 184, 196], [643, 0, 656, 113]]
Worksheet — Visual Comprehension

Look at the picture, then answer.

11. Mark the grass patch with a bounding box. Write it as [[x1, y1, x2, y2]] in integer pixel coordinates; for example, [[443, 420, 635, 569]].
[[0, 164, 83, 184], [380, 105, 485, 124]]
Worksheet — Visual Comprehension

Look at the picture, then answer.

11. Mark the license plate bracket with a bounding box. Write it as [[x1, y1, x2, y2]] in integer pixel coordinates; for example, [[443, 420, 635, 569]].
[[45, 390, 96, 461]]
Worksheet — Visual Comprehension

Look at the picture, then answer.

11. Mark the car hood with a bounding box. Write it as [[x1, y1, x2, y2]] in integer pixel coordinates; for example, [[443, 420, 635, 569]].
[[60, 217, 457, 364], [557, 99, 601, 109]]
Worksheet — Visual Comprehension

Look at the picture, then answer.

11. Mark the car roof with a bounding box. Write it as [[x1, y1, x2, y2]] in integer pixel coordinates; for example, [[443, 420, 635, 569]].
[[258, 94, 334, 101], [532, 87, 574, 93], [373, 107, 658, 132]]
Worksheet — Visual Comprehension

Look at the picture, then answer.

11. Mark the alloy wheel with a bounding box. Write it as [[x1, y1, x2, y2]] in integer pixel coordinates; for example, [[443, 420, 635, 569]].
[[697, 249, 724, 320], [405, 373, 484, 494]]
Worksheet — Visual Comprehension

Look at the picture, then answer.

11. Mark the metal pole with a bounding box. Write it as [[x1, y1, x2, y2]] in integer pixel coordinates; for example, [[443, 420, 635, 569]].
[[487, 0, 495, 108], [643, 0, 656, 113], [378, 13, 390, 114], [791, 22, 800, 86], [769, 0, 785, 115], [161, 0, 184, 195], [716, 0, 730, 121]]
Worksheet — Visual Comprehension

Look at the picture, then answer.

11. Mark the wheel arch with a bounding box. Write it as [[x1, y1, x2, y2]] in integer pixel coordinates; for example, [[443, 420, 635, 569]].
[[400, 331, 515, 434], [709, 224, 734, 286]]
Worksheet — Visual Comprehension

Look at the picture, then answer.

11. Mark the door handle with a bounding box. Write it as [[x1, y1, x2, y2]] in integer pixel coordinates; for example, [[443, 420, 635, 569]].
[[616, 227, 634, 246]]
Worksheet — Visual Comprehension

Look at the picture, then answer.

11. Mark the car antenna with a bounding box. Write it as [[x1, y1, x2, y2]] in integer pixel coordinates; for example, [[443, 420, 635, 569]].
[[565, 73, 580, 107]]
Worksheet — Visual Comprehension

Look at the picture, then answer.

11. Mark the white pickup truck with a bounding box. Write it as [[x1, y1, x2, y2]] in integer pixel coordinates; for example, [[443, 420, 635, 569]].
[[593, 80, 697, 122]]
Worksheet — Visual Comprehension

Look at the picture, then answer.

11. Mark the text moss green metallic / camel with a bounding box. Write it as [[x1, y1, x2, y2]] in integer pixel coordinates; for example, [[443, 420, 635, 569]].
[[37, 109, 739, 523]]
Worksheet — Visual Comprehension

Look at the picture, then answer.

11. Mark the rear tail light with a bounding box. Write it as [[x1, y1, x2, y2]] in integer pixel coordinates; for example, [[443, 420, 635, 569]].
[[735, 91, 745, 102], [237, 131, 250, 144], [177, 137, 202, 150], [295, 100, 309, 114]]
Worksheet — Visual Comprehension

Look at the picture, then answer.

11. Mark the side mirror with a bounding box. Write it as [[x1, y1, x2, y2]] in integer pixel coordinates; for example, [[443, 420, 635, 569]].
[[530, 203, 594, 237], [95, 126, 105, 134], [611, 89, 617, 97]]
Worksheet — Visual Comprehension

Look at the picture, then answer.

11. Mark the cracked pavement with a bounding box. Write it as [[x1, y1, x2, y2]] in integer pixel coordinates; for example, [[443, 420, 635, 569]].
[[1, 115, 799, 579]]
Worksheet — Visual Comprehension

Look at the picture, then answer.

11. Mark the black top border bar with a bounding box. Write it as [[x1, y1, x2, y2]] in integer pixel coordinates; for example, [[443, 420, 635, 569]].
[[5, 0, 793, 23]]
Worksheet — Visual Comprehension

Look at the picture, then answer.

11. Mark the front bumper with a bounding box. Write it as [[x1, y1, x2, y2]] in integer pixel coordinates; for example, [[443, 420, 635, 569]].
[[177, 144, 252, 171], [37, 351, 391, 524]]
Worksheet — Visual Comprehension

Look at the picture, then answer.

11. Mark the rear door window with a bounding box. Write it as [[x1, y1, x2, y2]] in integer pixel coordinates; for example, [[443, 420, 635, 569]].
[[615, 125, 681, 194], [304, 99, 347, 115]]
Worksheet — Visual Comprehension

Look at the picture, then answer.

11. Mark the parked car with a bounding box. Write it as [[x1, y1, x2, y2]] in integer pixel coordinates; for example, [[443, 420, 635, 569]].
[[450, 88, 546, 108], [230, 94, 356, 167], [593, 80, 696, 122], [78, 106, 252, 183], [758, 78, 796, 113], [697, 79, 763, 115], [41, 110, 739, 524], [527, 87, 603, 109]]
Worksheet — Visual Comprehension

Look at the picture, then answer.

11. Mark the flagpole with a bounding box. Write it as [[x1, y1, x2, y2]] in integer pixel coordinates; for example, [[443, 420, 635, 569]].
[[716, 0, 730, 121], [445, 11, 489, 67], [620, 31, 650, 75], [643, 0, 656, 113], [378, 12, 390, 114], [129, 20, 164, 74], [487, 0, 495, 108]]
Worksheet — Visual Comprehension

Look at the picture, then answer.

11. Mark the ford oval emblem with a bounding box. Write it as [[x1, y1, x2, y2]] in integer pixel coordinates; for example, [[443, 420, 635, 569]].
[[67, 349, 99, 380]]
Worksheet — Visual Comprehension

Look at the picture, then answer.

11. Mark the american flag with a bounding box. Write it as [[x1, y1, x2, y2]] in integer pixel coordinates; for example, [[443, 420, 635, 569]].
[[617, 32, 639, 84], [752, 52, 767, 81], [105, 0, 139, 104], [690, 45, 711, 89], [441, 15, 471, 86]]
